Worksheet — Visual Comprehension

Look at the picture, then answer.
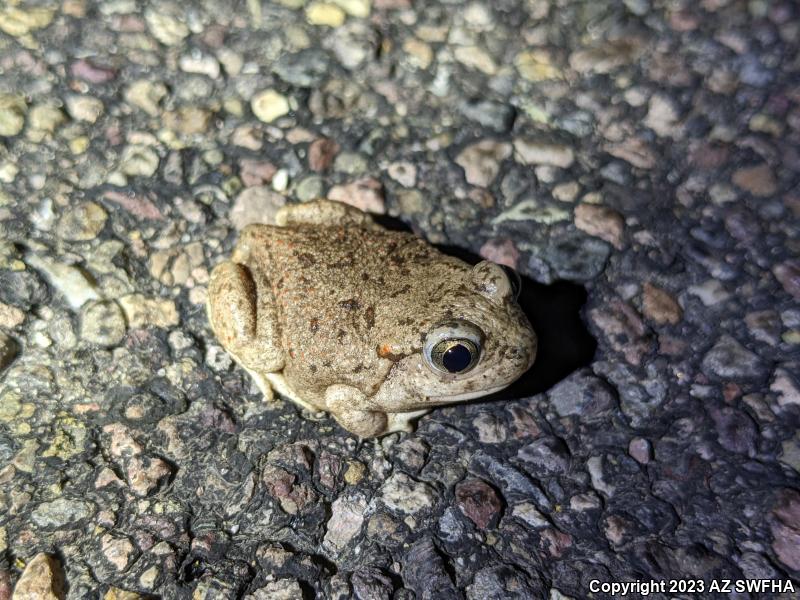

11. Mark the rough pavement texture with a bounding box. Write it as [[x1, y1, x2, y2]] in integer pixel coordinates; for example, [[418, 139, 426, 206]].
[[1, 0, 799, 598]]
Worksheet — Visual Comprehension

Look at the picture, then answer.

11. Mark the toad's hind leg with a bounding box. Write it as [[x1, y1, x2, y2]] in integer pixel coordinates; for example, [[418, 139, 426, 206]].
[[275, 199, 382, 229], [207, 261, 284, 398]]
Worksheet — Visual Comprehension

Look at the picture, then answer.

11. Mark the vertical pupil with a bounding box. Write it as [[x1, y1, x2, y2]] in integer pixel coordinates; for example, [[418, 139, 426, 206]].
[[442, 344, 472, 373]]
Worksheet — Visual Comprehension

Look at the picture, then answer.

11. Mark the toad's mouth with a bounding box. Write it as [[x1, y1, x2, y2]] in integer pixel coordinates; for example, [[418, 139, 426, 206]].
[[425, 382, 511, 405]]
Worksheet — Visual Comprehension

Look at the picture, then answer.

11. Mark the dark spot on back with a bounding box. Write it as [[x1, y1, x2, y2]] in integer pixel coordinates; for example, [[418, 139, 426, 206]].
[[389, 284, 411, 298], [295, 252, 317, 267], [364, 306, 375, 329], [309, 318, 319, 333], [339, 298, 361, 311]]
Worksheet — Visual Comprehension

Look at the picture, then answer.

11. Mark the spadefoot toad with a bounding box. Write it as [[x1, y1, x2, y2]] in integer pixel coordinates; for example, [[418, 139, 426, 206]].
[[208, 199, 536, 438]]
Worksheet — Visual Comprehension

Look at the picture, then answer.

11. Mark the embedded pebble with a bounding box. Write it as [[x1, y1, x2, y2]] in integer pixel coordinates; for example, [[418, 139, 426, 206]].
[[323, 493, 367, 552], [327, 177, 385, 213], [12, 553, 64, 600], [628, 438, 652, 464], [386, 161, 417, 187], [732, 164, 778, 197], [455, 139, 511, 188], [65, 95, 104, 123], [244, 580, 304, 600], [124, 80, 168, 116], [515, 50, 561, 81], [548, 369, 616, 418], [513, 139, 574, 169], [455, 478, 502, 529], [145, 9, 189, 45], [28, 104, 66, 133], [119, 145, 160, 177], [308, 138, 340, 172], [231, 186, 287, 228], [380, 472, 435, 515], [31, 498, 95, 528], [56, 201, 108, 241], [251, 90, 291, 123], [644, 94, 680, 137], [702, 335, 767, 381], [306, 3, 347, 27], [80, 300, 126, 347], [118, 295, 179, 328], [454, 46, 497, 75], [70, 59, 117, 84], [773, 260, 800, 300], [641, 283, 682, 325], [0, 94, 26, 137], [574, 203, 624, 249], [22, 253, 99, 310]]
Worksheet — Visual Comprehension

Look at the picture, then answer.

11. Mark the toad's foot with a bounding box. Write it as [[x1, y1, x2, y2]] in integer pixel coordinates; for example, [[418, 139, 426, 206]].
[[385, 409, 430, 434], [325, 384, 390, 438]]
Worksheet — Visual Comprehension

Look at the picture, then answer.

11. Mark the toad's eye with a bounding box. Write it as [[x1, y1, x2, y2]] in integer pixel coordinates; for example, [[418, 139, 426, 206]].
[[429, 339, 479, 373], [424, 320, 483, 375]]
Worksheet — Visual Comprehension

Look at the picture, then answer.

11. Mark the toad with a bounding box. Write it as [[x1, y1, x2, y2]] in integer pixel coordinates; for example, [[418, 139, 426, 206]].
[[207, 200, 536, 438]]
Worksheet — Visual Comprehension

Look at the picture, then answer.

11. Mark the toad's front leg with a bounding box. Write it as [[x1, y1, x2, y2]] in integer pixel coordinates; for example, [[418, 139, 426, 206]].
[[325, 384, 389, 438], [207, 261, 284, 397]]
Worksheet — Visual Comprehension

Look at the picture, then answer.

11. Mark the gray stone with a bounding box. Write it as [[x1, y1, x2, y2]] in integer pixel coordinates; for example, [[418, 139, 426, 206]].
[[543, 232, 611, 282], [351, 567, 393, 600], [80, 300, 126, 347], [230, 186, 287, 229], [708, 407, 757, 456], [31, 497, 95, 529], [458, 99, 516, 132], [273, 49, 332, 87], [403, 537, 459, 600], [517, 437, 571, 474], [244, 579, 305, 600], [437, 507, 467, 544], [547, 369, 616, 418], [701, 335, 768, 381], [470, 451, 550, 507], [379, 472, 435, 515], [466, 564, 539, 600]]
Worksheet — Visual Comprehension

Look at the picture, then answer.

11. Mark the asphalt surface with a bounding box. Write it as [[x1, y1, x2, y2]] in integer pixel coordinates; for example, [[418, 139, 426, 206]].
[[0, 1, 799, 598]]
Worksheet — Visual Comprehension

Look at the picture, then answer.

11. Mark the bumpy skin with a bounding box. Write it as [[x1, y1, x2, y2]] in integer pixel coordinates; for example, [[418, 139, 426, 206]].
[[207, 200, 537, 438]]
